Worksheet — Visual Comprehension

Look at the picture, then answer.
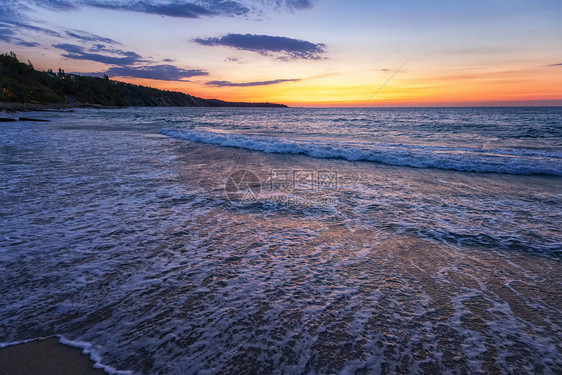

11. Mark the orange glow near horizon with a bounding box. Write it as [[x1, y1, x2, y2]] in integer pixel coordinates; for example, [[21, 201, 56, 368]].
[[108, 64, 562, 107], [2, 0, 562, 108]]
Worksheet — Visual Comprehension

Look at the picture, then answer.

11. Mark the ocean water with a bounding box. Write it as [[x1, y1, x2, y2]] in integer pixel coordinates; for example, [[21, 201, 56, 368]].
[[0, 107, 561, 374]]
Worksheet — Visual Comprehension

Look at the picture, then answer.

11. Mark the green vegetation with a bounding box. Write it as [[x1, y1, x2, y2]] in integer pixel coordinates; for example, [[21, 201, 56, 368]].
[[0, 52, 286, 107]]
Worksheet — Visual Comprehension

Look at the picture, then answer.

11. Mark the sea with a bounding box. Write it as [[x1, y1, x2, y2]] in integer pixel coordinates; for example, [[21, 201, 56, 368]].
[[0, 107, 561, 374]]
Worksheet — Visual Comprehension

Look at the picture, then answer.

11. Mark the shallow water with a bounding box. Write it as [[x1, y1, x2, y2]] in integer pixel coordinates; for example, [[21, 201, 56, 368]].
[[1, 107, 561, 374]]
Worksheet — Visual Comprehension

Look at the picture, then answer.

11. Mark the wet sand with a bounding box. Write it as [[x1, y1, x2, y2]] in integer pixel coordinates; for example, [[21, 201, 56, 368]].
[[0, 338, 106, 375]]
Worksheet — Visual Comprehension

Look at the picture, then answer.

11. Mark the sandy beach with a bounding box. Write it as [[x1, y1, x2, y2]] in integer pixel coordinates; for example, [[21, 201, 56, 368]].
[[0, 338, 105, 375]]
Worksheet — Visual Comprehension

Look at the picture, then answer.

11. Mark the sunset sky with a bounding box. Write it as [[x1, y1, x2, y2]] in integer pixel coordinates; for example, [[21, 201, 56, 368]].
[[1, 0, 561, 106]]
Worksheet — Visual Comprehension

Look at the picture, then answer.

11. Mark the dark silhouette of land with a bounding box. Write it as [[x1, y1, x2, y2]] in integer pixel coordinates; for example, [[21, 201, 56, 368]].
[[0, 52, 287, 111]]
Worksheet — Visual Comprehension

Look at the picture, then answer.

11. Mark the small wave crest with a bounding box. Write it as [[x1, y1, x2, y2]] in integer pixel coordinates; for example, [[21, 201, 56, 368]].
[[160, 129, 562, 176]]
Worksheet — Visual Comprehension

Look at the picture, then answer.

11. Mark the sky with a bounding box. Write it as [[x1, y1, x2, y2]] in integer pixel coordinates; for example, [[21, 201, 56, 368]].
[[1, 0, 561, 106]]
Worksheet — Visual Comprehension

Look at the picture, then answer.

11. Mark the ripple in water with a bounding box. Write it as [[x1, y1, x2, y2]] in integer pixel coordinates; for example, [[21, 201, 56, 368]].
[[0, 108, 560, 374]]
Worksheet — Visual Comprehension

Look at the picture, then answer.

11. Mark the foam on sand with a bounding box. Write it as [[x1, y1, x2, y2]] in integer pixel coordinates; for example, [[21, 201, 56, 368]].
[[0, 336, 128, 375]]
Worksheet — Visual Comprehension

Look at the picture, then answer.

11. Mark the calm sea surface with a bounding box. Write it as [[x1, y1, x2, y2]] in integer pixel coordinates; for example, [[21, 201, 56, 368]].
[[1, 107, 561, 374]]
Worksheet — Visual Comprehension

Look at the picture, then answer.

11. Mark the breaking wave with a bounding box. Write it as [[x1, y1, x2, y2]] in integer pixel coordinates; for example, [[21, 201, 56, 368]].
[[160, 129, 562, 176]]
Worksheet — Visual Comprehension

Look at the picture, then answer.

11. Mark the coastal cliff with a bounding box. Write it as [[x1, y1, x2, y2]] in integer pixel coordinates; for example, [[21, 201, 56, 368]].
[[0, 52, 287, 110]]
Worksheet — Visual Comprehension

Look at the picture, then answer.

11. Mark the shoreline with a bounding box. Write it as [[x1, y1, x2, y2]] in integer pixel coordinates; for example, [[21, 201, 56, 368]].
[[0, 102, 121, 113], [0, 102, 289, 113], [0, 337, 109, 375]]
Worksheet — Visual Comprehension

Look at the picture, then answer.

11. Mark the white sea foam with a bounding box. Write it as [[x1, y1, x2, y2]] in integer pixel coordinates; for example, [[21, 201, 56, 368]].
[[58, 336, 133, 375], [1, 107, 561, 374], [160, 129, 562, 176]]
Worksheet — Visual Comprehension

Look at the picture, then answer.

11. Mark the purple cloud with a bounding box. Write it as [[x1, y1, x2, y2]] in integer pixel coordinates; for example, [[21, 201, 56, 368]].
[[26, 0, 312, 18], [206, 78, 301, 87], [194, 33, 326, 60], [103, 64, 208, 81], [65, 30, 120, 45], [53, 43, 144, 65]]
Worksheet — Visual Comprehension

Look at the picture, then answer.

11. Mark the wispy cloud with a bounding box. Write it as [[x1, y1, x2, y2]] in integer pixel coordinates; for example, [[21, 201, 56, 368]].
[[206, 78, 300, 87], [25, 0, 314, 18], [16, 40, 40, 47], [1, 1, 61, 36], [19, 23, 62, 37], [28, 0, 249, 18], [0, 0, 317, 50], [547, 63, 562, 67], [0, 20, 59, 47], [282, 0, 315, 11], [29, 0, 77, 10], [54, 43, 145, 65], [65, 30, 120, 45], [0, 23, 14, 42], [102, 64, 208, 81], [92, 1, 223, 18], [194, 33, 326, 60], [0, 1, 30, 24], [1, 3, 111, 47]]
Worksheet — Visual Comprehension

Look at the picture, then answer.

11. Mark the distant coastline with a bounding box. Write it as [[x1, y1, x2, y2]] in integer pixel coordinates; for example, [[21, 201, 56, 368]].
[[0, 101, 287, 113], [0, 52, 287, 112]]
